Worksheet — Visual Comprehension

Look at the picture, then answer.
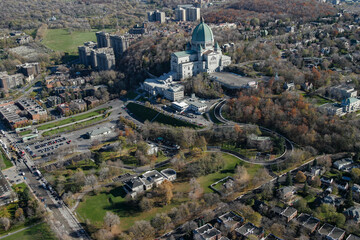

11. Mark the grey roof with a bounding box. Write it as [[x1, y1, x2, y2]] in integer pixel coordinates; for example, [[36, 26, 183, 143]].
[[124, 178, 143, 189], [236, 222, 263, 237], [88, 127, 111, 137], [297, 213, 320, 230], [347, 234, 360, 240], [281, 207, 297, 218]]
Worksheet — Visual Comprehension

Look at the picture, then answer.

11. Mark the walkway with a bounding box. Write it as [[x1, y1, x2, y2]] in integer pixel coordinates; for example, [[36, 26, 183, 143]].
[[0, 222, 43, 239]]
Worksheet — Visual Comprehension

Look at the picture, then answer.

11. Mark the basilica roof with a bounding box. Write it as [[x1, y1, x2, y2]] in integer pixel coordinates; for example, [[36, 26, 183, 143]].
[[191, 18, 214, 43]]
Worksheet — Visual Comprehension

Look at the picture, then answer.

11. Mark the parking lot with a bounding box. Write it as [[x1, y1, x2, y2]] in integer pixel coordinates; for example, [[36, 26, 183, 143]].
[[25, 136, 72, 159]]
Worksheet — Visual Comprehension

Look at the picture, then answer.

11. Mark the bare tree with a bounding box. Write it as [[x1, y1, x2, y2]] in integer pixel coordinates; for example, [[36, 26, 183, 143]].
[[85, 174, 98, 191], [103, 211, 120, 229], [0, 217, 10, 231]]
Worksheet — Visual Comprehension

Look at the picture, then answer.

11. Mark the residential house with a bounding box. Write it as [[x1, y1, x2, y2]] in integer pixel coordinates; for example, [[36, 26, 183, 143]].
[[347, 234, 360, 240], [343, 206, 360, 223], [318, 223, 345, 240], [341, 97, 360, 113], [56, 103, 70, 116], [283, 82, 295, 91], [160, 168, 177, 181], [333, 158, 353, 170], [235, 222, 264, 239], [123, 178, 145, 198], [217, 211, 244, 231], [277, 186, 296, 204], [47, 96, 62, 107], [265, 234, 283, 240], [193, 223, 222, 240], [321, 176, 334, 185], [84, 96, 100, 108], [336, 181, 349, 191], [70, 99, 87, 111], [297, 213, 320, 233], [253, 200, 269, 215], [140, 170, 165, 190]]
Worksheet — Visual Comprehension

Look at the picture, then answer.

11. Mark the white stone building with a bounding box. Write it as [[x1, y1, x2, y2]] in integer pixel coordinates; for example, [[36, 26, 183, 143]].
[[171, 18, 231, 80]]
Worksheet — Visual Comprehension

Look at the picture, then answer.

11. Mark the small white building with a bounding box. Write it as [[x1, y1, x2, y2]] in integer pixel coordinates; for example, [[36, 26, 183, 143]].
[[189, 101, 207, 114], [87, 127, 111, 139], [161, 168, 177, 181], [171, 101, 189, 112], [333, 158, 353, 170]]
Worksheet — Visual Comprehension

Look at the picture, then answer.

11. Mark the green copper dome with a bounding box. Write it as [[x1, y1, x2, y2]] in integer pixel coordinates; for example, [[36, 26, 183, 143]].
[[191, 19, 214, 43]]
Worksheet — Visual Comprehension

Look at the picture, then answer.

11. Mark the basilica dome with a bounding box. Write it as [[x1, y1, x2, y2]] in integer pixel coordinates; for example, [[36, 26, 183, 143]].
[[191, 18, 214, 46]]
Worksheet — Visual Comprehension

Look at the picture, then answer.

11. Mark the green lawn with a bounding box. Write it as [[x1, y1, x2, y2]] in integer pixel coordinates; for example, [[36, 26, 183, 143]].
[[42, 115, 105, 137], [38, 108, 108, 131], [0, 148, 12, 169], [42, 29, 105, 54], [12, 182, 27, 192], [198, 153, 264, 193], [19, 130, 32, 136], [126, 102, 198, 128], [76, 185, 188, 231], [1, 222, 56, 240], [76, 153, 263, 231], [300, 92, 333, 106]]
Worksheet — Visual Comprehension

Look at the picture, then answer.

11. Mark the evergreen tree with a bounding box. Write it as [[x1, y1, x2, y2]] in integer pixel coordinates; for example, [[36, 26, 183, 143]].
[[303, 181, 309, 195], [346, 187, 354, 207], [286, 172, 293, 186]]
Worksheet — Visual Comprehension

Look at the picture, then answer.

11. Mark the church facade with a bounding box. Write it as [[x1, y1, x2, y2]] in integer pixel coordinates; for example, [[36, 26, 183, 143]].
[[170, 18, 232, 80]]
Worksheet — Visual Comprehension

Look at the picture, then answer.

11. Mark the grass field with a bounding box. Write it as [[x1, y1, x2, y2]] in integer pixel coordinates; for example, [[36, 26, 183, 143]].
[[1, 222, 56, 240], [76, 153, 262, 230], [19, 130, 32, 136], [42, 115, 105, 137], [42, 29, 99, 54], [0, 148, 12, 169], [38, 108, 108, 131], [198, 153, 264, 193], [76, 184, 188, 231], [300, 92, 333, 106], [126, 102, 198, 128]]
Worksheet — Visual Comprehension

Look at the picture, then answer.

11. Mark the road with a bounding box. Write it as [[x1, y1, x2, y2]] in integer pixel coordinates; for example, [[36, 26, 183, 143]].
[[1, 129, 90, 239]]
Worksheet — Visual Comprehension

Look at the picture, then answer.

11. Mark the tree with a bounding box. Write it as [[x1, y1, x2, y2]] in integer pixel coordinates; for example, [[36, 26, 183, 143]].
[[103, 211, 120, 230], [156, 180, 174, 205], [234, 165, 250, 191], [270, 223, 285, 238], [286, 172, 293, 186], [129, 220, 155, 240], [14, 208, 24, 222], [85, 174, 97, 191], [139, 197, 154, 212], [346, 188, 354, 208], [0, 217, 10, 231], [188, 178, 203, 200], [310, 176, 321, 188], [303, 181, 309, 195], [351, 168, 360, 184], [295, 171, 306, 183], [150, 213, 172, 234]]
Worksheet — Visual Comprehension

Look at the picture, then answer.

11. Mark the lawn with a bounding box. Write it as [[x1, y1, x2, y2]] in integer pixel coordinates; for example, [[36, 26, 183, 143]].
[[300, 92, 333, 106], [1, 222, 56, 240], [76, 185, 188, 231], [76, 153, 262, 231], [38, 108, 108, 131], [0, 148, 12, 169], [42, 28, 107, 54], [126, 102, 198, 128], [42, 115, 105, 137], [197, 153, 264, 193], [19, 130, 32, 136]]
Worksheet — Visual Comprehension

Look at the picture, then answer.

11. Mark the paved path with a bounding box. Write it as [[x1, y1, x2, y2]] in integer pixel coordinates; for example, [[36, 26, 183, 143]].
[[0, 222, 43, 239]]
